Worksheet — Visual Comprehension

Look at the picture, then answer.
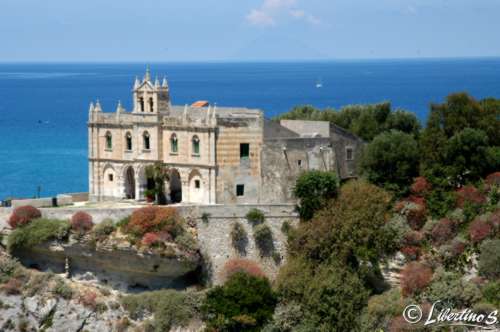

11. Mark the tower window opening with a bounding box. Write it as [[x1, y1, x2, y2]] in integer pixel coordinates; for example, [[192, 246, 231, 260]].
[[149, 98, 154, 112], [139, 97, 145, 112]]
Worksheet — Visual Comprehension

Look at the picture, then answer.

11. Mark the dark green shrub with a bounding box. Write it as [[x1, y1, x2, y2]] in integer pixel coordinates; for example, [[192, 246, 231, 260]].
[[303, 263, 370, 331], [246, 208, 265, 225], [253, 224, 274, 255], [202, 272, 277, 332], [231, 222, 247, 253], [201, 213, 210, 224], [478, 239, 500, 279], [280, 221, 291, 235], [122, 289, 202, 331], [7, 219, 70, 252], [293, 170, 338, 220], [481, 281, 500, 306]]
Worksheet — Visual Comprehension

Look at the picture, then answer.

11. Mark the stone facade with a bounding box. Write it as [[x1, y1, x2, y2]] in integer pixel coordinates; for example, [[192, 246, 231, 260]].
[[88, 68, 363, 204]]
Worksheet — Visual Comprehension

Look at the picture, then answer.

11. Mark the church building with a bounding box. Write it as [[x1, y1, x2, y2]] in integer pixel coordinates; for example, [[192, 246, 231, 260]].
[[88, 68, 363, 204]]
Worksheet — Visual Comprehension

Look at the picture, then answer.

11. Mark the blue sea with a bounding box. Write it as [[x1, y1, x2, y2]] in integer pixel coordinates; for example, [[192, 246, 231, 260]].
[[1, 59, 499, 200]]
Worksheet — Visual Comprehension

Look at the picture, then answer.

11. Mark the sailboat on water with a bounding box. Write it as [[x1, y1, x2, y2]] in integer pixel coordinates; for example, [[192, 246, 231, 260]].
[[315, 78, 323, 88]]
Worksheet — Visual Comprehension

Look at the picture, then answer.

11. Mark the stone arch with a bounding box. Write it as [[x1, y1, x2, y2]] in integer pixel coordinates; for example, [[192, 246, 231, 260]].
[[103, 164, 116, 183], [168, 168, 182, 203], [123, 166, 135, 199], [188, 169, 204, 204]]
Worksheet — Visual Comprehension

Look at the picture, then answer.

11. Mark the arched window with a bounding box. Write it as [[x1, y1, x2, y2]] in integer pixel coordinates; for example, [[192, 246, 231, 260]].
[[125, 132, 132, 151], [149, 98, 154, 112], [170, 133, 178, 154], [105, 131, 112, 150], [139, 97, 144, 112], [192, 135, 200, 155], [143, 131, 151, 150]]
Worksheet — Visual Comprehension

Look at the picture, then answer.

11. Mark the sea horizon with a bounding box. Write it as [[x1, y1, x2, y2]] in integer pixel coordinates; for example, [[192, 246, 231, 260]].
[[1, 58, 499, 199]]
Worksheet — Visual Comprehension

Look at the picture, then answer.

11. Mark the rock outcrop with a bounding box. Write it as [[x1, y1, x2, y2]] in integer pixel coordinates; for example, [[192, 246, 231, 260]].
[[14, 240, 201, 291]]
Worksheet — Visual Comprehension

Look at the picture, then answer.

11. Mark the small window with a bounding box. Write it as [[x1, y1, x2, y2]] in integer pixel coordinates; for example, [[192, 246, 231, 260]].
[[297, 160, 302, 167], [192, 135, 200, 155], [194, 180, 200, 189], [149, 98, 154, 112], [143, 132, 151, 150], [240, 143, 250, 159], [236, 184, 245, 197], [346, 147, 354, 161], [125, 132, 132, 151], [139, 97, 145, 112], [108, 174, 114, 182], [170, 133, 178, 154], [105, 132, 112, 150]]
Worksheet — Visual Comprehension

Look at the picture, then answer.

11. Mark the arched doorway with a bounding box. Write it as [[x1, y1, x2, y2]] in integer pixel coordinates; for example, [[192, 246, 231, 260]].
[[188, 169, 203, 204], [169, 169, 182, 203], [124, 167, 136, 199]]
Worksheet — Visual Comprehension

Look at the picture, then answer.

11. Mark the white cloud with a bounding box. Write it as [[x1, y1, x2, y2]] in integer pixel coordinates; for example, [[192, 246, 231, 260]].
[[290, 9, 322, 25], [246, 0, 321, 27], [247, 9, 276, 26]]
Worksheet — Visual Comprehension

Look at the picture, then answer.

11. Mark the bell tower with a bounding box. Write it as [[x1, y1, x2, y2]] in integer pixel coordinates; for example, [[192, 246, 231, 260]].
[[132, 66, 171, 114]]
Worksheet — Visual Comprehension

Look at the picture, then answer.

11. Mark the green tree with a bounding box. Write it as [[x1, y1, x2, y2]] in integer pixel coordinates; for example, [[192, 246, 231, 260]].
[[360, 130, 419, 193], [420, 93, 500, 184], [289, 180, 393, 267], [443, 128, 498, 184], [385, 110, 421, 138], [145, 162, 170, 204], [275, 102, 420, 141], [478, 239, 500, 280], [303, 263, 370, 332], [202, 272, 277, 331], [293, 170, 338, 221]]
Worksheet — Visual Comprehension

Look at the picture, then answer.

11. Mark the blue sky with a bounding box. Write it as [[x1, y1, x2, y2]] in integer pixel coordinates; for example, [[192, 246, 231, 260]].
[[1, 0, 499, 61]]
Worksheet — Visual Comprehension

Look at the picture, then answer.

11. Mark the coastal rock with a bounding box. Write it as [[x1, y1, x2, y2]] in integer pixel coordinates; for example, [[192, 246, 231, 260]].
[[14, 241, 201, 291]]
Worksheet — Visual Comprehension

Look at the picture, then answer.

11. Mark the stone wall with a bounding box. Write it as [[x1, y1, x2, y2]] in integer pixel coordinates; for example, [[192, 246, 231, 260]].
[[1, 204, 298, 286], [261, 137, 334, 203]]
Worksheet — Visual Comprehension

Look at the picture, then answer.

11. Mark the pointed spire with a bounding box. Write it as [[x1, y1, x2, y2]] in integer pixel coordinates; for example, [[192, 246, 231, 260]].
[[162, 76, 168, 88], [116, 100, 124, 113], [144, 65, 151, 82], [116, 100, 124, 120], [134, 76, 140, 90], [88, 102, 95, 113], [94, 99, 102, 112], [154, 76, 160, 88]]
